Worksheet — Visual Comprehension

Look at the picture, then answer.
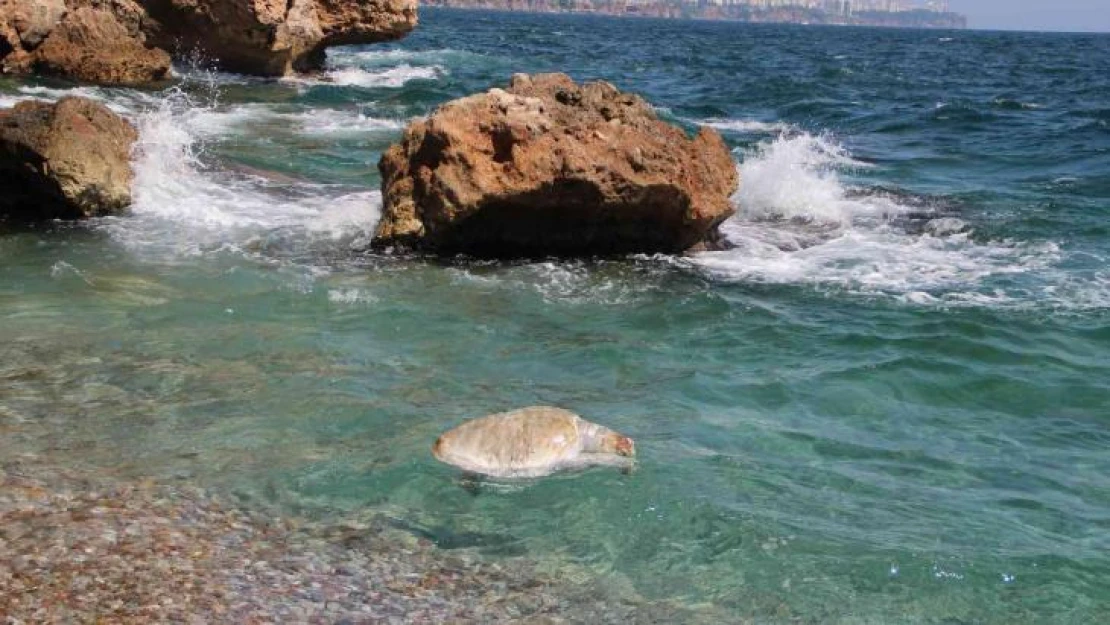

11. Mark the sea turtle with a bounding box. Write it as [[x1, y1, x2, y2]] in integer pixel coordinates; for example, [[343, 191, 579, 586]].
[[432, 406, 635, 478]]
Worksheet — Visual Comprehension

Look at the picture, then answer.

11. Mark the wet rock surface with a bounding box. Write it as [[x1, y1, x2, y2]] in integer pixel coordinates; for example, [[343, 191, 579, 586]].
[[0, 95, 137, 222], [0, 0, 417, 84], [373, 73, 739, 258], [31, 2, 172, 85], [0, 0, 171, 85], [141, 0, 419, 76]]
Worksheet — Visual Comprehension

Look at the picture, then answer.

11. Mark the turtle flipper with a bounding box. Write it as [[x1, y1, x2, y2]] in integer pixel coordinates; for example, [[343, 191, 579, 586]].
[[560, 453, 636, 474], [458, 472, 484, 496]]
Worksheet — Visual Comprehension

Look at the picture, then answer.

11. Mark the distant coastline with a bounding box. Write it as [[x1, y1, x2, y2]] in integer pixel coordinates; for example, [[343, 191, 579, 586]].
[[422, 1, 968, 29]]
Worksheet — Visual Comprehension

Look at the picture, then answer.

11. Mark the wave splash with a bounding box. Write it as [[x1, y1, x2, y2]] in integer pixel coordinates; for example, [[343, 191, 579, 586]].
[[283, 64, 441, 89], [686, 133, 1101, 309], [98, 85, 382, 260], [280, 47, 450, 90], [6, 62, 1103, 310]]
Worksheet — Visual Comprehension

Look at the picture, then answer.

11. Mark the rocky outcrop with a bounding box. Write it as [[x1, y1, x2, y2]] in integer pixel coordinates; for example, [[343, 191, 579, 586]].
[[0, 0, 66, 56], [0, 0, 417, 84], [1, 0, 172, 85], [141, 0, 418, 76], [373, 73, 738, 258], [32, 3, 173, 85], [0, 96, 137, 222]]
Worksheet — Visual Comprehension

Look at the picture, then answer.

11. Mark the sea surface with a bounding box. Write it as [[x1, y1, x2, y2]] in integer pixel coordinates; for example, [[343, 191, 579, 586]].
[[2, 8, 1109, 623]]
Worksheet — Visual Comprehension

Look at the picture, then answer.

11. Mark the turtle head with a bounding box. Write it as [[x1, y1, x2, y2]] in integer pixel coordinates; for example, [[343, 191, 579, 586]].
[[581, 420, 635, 457], [611, 433, 635, 457], [598, 431, 636, 457]]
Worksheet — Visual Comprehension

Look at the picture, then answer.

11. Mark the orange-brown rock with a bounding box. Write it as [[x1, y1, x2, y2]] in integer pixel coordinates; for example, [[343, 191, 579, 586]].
[[0, 96, 138, 222], [373, 73, 739, 258], [33, 3, 172, 84], [0, 0, 66, 69], [141, 0, 418, 75], [0, 0, 416, 84], [1, 0, 171, 84]]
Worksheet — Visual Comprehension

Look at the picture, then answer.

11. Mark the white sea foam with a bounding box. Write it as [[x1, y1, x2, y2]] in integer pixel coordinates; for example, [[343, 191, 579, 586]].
[[282, 64, 441, 90], [2, 87, 106, 110], [329, 64, 440, 88], [130, 91, 380, 230], [168, 48, 461, 89], [701, 118, 793, 135], [732, 133, 876, 224], [447, 260, 664, 307], [5, 77, 384, 262], [328, 288, 380, 305], [0, 93, 34, 108], [175, 103, 275, 138], [91, 87, 382, 260], [16, 85, 161, 115], [275, 45, 450, 91], [8, 63, 1099, 311], [684, 133, 1100, 309], [295, 109, 404, 135], [173, 102, 403, 139], [327, 47, 471, 66]]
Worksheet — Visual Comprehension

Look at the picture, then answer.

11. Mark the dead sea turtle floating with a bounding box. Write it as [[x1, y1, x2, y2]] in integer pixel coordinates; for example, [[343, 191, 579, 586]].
[[432, 406, 635, 479]]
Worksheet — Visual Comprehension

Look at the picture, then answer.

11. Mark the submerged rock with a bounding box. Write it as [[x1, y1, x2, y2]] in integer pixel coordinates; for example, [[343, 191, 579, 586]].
[[0, 0, 417, 84], [373, 73, 739, 258], [0, 96, 137, 221]]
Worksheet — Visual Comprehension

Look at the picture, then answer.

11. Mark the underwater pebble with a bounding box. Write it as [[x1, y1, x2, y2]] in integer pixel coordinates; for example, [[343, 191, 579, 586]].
[[0, 468, 716, 623]]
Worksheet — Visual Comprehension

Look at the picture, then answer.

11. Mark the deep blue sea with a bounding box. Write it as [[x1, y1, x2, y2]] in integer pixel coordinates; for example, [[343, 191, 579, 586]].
[[2, 8, 1109, 622]]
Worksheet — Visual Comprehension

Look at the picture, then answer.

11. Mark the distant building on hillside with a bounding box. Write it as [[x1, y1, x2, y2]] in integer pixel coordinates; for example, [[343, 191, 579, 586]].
[[422, 0, 968, 28]]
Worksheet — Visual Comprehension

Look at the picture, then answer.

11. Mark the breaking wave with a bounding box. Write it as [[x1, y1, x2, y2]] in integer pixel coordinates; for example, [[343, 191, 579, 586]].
[[685, 133, 1105, 310], [115, 88, 381, 256], [283, 64, 442, 90], [4, 62, 1104, 311], [699, 117, 794, 135]]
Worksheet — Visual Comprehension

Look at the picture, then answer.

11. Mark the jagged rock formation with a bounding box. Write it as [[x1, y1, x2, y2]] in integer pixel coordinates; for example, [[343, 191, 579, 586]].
[[0, 0, 417, 84], [373, 73, 738, 258], [0, 96, 137, 221], [0, 0, 172, 84], [141, 0, 419, 76]]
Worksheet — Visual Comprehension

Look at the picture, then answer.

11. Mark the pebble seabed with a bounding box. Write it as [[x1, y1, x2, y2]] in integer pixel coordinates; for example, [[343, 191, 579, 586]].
[[0, 463, 716, 624]]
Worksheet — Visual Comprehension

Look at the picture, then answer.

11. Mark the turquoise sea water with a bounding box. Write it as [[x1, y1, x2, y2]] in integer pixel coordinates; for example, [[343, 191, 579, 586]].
[[2, 9, 1109, 622]]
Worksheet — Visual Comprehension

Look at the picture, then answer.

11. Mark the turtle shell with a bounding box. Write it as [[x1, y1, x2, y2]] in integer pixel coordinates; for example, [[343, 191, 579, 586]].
[[432, 406, 584, 478]]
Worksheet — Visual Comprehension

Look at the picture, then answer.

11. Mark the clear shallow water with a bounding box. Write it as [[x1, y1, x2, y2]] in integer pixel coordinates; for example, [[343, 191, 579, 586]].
[[2, 9, 1110, 622]]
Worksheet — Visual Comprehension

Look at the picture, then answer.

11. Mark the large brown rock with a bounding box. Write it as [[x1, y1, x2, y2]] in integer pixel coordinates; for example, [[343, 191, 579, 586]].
[[0, 96, 138, 222], [33, 3, 173, 85], [138, 0, 419, 75], [1, 0, 171, 84], [0, 0, 66, 56], [0, 0, 417, 84], [373, 73, 739, 258]]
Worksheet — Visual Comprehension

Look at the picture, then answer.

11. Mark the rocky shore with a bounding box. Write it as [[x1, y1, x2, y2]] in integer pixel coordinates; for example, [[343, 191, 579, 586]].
[[1, 4, 744, 622], [1, 465, 711, 623]]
